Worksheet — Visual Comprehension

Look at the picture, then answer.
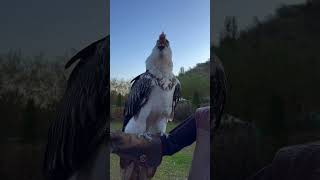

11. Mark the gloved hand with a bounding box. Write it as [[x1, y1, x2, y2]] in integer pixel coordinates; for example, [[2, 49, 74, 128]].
[[110, 132, 163, 168]]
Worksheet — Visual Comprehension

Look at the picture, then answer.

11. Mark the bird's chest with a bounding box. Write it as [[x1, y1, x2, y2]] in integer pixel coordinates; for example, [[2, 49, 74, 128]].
[[148, 86, 175, 115], [124, 77, 176, 134], [141, 86, 174, 134]]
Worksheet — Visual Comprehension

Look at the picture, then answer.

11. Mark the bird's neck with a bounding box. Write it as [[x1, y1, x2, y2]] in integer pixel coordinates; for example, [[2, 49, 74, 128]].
[[148, 67, 173, 80], [146, 57, 173, 79]]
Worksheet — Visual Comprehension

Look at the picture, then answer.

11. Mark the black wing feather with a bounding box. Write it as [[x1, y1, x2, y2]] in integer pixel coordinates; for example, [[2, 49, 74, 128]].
[[122, 72, 154, 131], [171, 80, 181, 119], [43, 36, 109, 180], [65, 38, 106, 69], [173, 80, 181, 109]]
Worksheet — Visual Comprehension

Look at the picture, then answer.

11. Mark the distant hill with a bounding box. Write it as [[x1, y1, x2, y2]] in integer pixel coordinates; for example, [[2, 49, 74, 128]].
[[177, 61, 210, 102], [180, 61, 210, 79], [213, 4, 320, 179], [215, 2, 320, 132]]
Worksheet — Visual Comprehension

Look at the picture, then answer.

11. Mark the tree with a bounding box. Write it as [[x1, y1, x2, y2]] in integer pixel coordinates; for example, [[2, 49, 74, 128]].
[[116, 93, 122, 107], [231, 16, 238, 39], [221, 16, 238, 41], [23, 98, 37, 143], [192, 91, 200, 108], [179, 67, 185, 75]]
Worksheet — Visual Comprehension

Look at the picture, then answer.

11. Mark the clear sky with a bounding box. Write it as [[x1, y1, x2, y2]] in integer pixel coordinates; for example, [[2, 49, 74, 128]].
[[110, 0, 210, 79]]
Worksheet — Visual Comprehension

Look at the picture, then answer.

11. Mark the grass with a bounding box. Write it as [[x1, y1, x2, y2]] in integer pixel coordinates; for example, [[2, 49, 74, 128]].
[[110, 121, 195, 180], [0, 121, 194, 180]]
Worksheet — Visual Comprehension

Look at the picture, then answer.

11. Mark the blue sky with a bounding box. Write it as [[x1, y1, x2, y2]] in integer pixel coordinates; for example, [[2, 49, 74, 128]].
[[110, 0, 210, 79]]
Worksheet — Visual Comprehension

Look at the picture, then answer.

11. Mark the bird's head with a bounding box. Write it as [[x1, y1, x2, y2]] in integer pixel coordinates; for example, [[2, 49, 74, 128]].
[[156, 32, 169, 51], [151, 32, 172, 60], [146, 32, 173, 77]]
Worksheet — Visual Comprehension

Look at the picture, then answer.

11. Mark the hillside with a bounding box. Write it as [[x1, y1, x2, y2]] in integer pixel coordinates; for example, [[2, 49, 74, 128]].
[[216, 2, 320, 132], [177, 61, 210, 101], [213, 3, 320, 179]]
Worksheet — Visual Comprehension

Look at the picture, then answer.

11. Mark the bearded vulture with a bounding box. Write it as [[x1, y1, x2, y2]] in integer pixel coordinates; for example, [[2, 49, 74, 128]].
[[43, 36, 109, 180], [120, 33, 181, 179]]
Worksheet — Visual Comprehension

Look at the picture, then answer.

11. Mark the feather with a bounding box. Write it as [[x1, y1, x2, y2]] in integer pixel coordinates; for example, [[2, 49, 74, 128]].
[[43, 36, 109, 180], [122, 71, 154, 131], [170, 80, 181, 121]]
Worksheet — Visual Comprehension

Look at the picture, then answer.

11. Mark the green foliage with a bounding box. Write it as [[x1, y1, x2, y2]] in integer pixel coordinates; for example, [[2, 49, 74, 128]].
[[111, 107, 124, 122], [192, 91, 200, 108], [110, 90, 117, 106], [116, 93, 122, 107], [174, 101, 194, 122], [0, 51, 67, 141], [216, 3, 320, 133], [178, 67, 185, 75], [177, 61, 210, 102], [214, 3, 320, 177]]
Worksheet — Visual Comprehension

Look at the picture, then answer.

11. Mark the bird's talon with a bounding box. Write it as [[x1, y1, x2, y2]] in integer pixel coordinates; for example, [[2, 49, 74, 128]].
[[138, 132, 152, 141]]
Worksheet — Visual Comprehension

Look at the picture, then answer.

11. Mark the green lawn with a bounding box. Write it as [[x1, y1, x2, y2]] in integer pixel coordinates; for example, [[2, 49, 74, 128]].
[[110, 121, 195, 180]]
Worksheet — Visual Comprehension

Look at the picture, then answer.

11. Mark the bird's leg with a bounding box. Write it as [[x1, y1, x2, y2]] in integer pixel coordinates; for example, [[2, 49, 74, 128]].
[[138, 132, 153, 142]]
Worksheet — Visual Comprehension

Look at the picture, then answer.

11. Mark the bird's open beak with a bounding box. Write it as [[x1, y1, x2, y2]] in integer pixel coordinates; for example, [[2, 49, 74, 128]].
[[158, 44, 165, 51], [158, 33, 166, 51]]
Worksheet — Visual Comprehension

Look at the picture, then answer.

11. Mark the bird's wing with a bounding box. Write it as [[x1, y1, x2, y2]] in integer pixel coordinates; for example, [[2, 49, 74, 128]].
[[43, 36, 109, 180], [173, 79, 181, 109], [170, 78, 181, 120], [122, 72, 154, 131], [211, 54, 227, 130]]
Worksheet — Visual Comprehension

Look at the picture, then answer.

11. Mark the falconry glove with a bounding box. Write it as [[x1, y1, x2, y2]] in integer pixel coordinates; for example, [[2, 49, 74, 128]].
[[110, 132, 163, 168]]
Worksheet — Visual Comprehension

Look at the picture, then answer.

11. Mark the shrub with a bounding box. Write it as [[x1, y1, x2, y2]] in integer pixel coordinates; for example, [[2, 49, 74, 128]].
[[174, 101, 194, 122], [111, 106, 124, 121]]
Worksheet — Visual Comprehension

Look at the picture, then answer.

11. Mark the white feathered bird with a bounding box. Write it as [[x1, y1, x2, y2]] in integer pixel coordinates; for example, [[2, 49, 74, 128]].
[[122, 32, 181, 136], [120, 32, 181, 179]]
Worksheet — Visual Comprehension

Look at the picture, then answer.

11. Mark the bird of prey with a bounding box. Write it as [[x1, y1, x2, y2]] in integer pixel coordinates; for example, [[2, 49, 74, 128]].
[[43, 36, 109, 180], [120, 33, 181, 179]]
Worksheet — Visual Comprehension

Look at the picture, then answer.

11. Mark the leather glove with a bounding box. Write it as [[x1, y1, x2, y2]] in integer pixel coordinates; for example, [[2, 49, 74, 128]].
[[110, 132, 163, 168]]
